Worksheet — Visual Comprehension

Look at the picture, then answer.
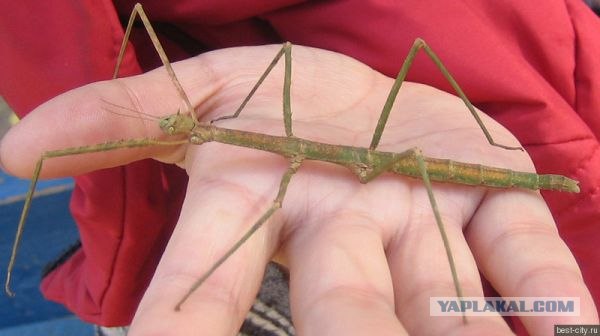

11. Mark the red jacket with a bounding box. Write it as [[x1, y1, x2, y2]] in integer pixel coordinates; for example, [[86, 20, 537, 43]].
[[1, 0, 599, 333]]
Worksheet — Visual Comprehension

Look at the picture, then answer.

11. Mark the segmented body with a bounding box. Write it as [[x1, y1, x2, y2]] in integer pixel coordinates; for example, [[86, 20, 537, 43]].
[[162, 116, 580, 193]]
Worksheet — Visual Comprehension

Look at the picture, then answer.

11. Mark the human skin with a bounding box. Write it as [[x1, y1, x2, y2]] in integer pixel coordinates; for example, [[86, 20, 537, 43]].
[[1, 45, 597, 335]]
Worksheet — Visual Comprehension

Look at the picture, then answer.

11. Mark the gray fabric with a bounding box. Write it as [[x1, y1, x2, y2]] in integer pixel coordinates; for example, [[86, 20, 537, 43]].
[[240, 262, 295, 336], [585, 0, 600, 15], [94, 262, 294, 336], [95, 325, 129, 336]]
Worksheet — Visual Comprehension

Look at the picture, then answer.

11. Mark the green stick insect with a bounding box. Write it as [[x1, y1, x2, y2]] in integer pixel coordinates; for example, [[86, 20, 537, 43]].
[[4, 3, 579, 324]]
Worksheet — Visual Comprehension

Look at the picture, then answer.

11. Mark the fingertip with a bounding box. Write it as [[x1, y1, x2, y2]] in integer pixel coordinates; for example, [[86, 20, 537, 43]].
[[0, 120, 29, 177]]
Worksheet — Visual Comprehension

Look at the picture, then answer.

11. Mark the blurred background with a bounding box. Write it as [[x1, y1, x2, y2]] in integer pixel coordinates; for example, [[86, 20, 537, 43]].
[[0, 97, 16, 139]]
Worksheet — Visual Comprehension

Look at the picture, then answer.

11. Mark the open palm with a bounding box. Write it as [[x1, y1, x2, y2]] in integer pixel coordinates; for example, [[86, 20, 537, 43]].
[[1, 44, 596, 335]]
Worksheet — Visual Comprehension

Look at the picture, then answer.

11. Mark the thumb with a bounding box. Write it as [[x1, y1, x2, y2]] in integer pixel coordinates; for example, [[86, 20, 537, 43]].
[[0, 46, 242, 179], [0, 43, 349, 179]]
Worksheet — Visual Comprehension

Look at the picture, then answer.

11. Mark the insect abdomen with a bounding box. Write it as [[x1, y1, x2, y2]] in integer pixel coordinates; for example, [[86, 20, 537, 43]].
[[394, 156, 580, 193]]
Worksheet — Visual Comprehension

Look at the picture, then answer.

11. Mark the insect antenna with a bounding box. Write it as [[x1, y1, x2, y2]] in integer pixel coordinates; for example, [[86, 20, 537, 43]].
[[100, 98, 161, 122]]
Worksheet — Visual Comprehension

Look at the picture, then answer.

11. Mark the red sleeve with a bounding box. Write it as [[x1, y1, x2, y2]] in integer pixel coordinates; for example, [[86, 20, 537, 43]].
[[1, 0, 598, 329]]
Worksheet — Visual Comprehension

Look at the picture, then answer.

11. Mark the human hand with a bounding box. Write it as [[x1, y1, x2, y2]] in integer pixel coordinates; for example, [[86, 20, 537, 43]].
[[1, 44, 597, 335]]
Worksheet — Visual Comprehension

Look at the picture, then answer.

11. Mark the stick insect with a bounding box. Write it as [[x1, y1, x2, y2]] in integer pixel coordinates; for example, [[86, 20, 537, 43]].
[[4, 3, 579, 323]]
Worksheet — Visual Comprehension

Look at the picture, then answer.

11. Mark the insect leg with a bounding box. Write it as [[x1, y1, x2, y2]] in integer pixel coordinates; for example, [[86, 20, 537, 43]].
[[369, 38, 522, 152], [4, 138, 188, 296], [412, 147, 467, 324], [211, 42, 294, 137], [175, 155, 303, 311], [113, 3, 195, 119]]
